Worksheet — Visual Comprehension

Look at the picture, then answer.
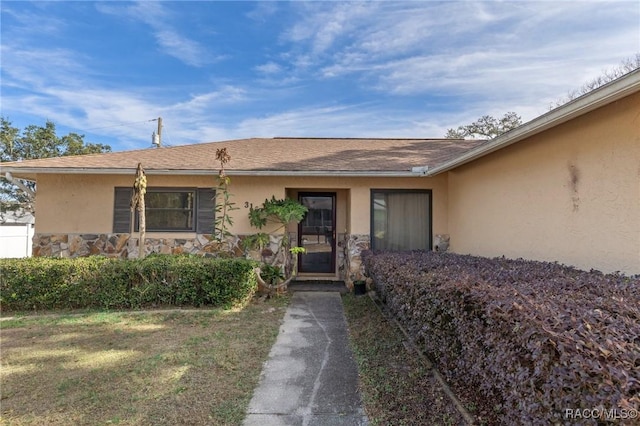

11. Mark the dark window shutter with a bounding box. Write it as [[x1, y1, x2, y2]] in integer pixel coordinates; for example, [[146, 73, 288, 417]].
[[196, 188, 215, 234], [113, 187, 133, 233]]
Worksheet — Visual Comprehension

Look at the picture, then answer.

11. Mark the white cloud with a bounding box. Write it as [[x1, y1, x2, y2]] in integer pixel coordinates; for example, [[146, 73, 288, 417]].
[[2, 1, 638, 151], [284, 2, 377, 54], [281, 0, 639, 111], [153, 29, 212, 67], [246, 2, 278, 22], [2, 78, 254, 149], [0, 4, 66, 38], [0, 45, 92, 91], [96, 1, 218, 67], [231, 104, 449, 139], [172, 86, 248, 112], [255, 62, 283, 75]]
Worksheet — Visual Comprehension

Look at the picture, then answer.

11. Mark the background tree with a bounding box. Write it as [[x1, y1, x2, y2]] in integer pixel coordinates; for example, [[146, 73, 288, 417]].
[[446, 53, 640, 140], [445, 112, 522, 140], [0, 117, 111, 218], [550, 53, 640, 108]]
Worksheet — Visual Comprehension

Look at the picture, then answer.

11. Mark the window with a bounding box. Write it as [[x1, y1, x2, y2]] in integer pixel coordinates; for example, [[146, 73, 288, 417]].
[[371, 190, 432, 251], [113, 187, 215, 233], [145, 190, 194, 231]]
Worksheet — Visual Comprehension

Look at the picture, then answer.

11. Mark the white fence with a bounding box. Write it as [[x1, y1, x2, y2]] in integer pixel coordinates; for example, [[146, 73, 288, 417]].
[[0, 223, 34, 258]]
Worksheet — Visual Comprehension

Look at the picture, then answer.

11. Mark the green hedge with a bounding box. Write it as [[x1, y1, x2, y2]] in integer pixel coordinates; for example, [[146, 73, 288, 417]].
[[0, 255, 258, 311]]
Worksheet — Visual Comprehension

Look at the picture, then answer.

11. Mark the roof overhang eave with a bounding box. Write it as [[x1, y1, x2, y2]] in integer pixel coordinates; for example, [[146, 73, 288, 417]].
[[425, 70, 640, 176], [0, 167, 427, 178]]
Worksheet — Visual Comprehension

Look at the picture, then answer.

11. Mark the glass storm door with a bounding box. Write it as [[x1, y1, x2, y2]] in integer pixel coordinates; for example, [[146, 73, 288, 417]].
[[298, 193, 336, 273]]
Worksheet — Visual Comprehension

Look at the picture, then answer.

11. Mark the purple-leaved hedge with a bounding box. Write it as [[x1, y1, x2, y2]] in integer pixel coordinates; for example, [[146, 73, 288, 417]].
[[363, 251, 639, 425]]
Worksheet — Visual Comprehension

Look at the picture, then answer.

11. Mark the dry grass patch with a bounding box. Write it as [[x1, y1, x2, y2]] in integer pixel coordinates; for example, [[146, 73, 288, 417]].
[[0, 297, 289, 426], [343, 294, 469, 426]]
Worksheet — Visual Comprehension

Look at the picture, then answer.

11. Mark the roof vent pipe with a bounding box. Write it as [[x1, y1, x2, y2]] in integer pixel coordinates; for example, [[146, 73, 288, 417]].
[[411, 165, 429, 176]]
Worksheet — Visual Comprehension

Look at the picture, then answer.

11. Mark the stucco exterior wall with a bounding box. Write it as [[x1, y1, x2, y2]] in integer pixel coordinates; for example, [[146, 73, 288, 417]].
[[35, 173, 448, 239], [278, 175, 447, 235], [34, 173, 446, 278], [447, 92, 640, 274]]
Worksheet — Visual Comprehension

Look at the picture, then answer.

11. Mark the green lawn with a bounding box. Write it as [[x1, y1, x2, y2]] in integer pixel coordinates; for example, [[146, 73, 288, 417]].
[[1, 297, 288, 425]]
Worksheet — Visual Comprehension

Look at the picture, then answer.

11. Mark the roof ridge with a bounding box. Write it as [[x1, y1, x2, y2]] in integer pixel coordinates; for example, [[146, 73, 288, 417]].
[[271, 137, 462, 141], [1, 137, 486, 176]]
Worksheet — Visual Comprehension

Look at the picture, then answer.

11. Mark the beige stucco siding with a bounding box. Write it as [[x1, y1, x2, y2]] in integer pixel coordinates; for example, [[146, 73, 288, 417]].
[[448, 92, 640, 274], [35, 173, 448, 240], [276, 175, 447, 235], [35, 174, 220, 235]]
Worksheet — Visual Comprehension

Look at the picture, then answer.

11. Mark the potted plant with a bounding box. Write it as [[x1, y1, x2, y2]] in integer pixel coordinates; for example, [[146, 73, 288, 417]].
[[257, 264, 285, 290], [255, 246, 307, 295], [353, 280, 367, 296]]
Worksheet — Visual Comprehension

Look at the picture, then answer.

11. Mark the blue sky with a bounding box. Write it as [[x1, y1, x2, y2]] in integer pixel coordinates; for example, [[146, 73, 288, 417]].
[[1, 1, 639, 152]]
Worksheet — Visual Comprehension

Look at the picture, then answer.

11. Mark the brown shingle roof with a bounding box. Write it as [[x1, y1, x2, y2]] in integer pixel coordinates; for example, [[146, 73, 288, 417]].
[[0, 137, 485, 175]]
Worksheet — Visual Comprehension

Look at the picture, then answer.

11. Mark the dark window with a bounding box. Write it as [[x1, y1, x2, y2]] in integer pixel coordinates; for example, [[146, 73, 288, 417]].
[[371, 189, 432, 251], [113, 187, 215, 233], [146, 190, 194, 231]]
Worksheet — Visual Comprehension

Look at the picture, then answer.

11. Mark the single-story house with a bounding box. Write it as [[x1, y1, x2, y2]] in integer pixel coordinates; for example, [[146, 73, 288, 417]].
[[1, 69, 638, 280]]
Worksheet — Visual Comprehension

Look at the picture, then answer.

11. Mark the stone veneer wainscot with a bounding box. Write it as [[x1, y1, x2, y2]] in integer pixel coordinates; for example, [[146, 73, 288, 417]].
[[31, 233, 224, 259], [32, 233, 372, 285]]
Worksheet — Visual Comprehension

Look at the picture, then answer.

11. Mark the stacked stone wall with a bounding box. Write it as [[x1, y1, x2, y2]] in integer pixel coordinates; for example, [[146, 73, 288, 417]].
[[33, 232, 375, 288], [345, 234, 370, 287], [32, 233, 227, 259]]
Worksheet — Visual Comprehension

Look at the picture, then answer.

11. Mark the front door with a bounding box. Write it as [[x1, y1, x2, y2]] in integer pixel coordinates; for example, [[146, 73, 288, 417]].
[[298, 193, 336, 273]]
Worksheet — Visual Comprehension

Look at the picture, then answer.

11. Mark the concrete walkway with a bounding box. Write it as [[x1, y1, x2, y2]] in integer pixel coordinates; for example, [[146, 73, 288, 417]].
[[244, 292, 368, 426]]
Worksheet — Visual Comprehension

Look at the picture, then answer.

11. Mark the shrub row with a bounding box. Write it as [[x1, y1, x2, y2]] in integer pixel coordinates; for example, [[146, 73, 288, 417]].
[[0, 255, 258, 311], [363, 251, 640, 425]]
